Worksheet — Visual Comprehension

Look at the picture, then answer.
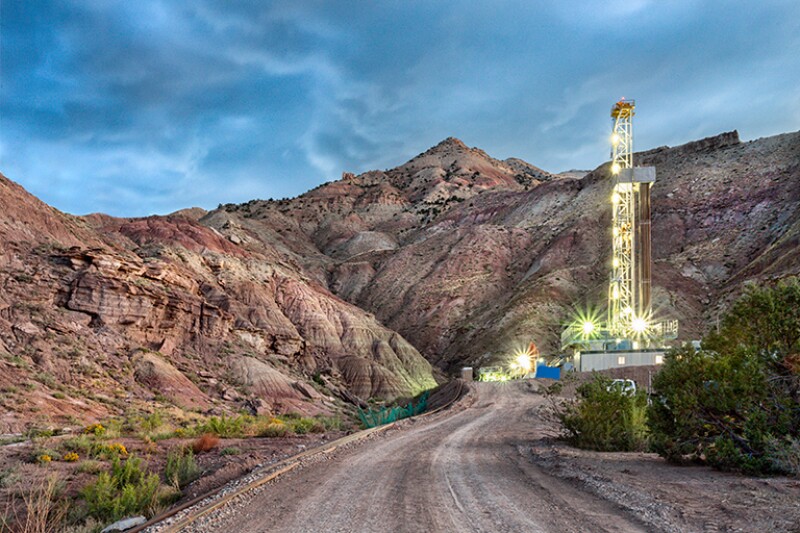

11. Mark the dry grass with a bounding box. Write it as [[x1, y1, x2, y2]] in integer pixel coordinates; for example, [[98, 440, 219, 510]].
[[1, 475, 67, 533], [192, 433, 220, 454]]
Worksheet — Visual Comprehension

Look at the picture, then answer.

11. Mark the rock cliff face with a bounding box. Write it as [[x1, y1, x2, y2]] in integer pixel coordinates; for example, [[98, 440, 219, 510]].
[[1, 129, 798, 431], [0, 175, 435, 432]]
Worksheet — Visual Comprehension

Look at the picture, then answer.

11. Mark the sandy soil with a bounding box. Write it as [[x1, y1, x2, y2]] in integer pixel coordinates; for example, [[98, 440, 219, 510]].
[[189, 381, 800, 532]]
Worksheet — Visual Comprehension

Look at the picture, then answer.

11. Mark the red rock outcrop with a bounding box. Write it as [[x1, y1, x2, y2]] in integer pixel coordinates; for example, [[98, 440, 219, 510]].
[[0, 173, 436, 432]]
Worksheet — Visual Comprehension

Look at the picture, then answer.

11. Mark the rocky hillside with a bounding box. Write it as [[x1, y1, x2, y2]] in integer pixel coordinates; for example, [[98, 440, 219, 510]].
[[1, 129, 797, 430], [0, 173, 436, 433], [216, 130, 800, 370]]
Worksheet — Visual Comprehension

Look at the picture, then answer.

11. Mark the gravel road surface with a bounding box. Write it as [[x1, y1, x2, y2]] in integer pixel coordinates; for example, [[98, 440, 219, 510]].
[[198, 381, 800, 532]]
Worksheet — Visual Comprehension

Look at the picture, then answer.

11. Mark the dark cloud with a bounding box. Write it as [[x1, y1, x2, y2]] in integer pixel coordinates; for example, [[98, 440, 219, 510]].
[[1, 0, 798, 216]]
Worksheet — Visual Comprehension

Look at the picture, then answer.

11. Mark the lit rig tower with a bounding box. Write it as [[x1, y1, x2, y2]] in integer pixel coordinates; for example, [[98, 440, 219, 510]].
[[608, 99, 654, 337], [561, 99, 677, 371]]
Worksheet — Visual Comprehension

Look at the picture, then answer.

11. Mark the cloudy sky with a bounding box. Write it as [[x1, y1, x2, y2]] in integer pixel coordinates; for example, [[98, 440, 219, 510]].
[[2, 1, 798, 216]]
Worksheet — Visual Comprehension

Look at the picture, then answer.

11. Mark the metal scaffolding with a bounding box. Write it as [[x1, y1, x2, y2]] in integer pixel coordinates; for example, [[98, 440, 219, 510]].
[[560, 98, 677, 357], [608, 99, 638, 336]]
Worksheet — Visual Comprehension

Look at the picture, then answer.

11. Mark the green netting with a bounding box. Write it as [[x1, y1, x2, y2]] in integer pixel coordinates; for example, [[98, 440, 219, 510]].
[[358, 391, 430, 428]]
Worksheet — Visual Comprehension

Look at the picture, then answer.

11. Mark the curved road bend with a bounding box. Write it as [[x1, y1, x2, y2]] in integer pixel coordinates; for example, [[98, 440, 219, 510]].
[[206, 382, 648, 533]]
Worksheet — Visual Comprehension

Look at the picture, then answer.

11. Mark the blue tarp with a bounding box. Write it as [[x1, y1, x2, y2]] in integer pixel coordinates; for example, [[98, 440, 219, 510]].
[[536, 365, 560, 380]]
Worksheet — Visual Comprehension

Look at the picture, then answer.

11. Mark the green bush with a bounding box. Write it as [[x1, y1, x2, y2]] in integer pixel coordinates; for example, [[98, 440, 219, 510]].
[[289, 417, 324, 435], [195, 414, 251, 438], [557, 374, 649, 452], [220, 447, 241, 456], [259, 422, 289, 438], [164, 447, 201, 489], [315, 416, 343, 431], [60, 435, 94, 455], [139, 410, 164, 433], [648, 278, 800, 475], [81, 456, 159, 522]]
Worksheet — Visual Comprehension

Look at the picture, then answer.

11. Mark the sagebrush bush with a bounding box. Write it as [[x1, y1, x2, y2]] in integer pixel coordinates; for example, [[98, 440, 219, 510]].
[[316, 416, 343, 431], [77, 460, 104, 475], [557, 374, 649, 452], [164, 447, 201, 489], [220, 447, 241, 456], [60, 435, 94, 455], [290, 417, 323, 435], [81, 456, 159, 522]]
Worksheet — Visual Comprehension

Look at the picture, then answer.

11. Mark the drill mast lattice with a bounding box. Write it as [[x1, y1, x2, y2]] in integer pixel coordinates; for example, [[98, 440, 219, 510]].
[[608, 99, 652, 336], [560, 98, 678, 358]]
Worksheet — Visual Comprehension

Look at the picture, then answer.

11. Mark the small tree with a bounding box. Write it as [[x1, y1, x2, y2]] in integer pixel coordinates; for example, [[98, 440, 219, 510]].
[[81, 456, 159, 522], [648, 278, 800, 475]]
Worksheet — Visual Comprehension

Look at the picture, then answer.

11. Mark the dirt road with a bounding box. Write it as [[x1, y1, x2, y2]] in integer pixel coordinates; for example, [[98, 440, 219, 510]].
[[198, 381, 800, 533]]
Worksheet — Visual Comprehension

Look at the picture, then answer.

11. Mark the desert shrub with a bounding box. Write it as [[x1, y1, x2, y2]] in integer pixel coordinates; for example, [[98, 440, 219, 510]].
[[220, 447, 241, 456], [648, 278, 800, 475], [195, 414, 251, 438], [289, 417, 318, 435], [76, 460, 104, 475], [60, 435, 94, 456], [81, 456, 159, 522], [0, 467, 20, 488], [557, 374, 649, 452], [91, 442, 128, 460], [37, 454, 53, 465], [192, 433, 220, 454], [83, 423, 105, 437], [281, 416, 325, 435], [155, 485, 183, 511], [27, 427, 56, 439], [765, 436, 800, 477], [164, 447, 201, 489], [139, 410, 164, 433], [259, 421, 289, 438], [62, 452, 80, 462], [315, 415, 343, 431]]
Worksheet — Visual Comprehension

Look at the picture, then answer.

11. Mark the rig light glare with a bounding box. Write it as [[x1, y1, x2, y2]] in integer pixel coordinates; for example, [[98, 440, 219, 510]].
[[631, 317, 648, 334], [515, 353, 532, 372]]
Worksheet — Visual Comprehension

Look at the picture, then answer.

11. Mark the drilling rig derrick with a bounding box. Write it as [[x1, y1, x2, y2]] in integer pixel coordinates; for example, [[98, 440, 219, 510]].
[[560, 99, 678, 369]]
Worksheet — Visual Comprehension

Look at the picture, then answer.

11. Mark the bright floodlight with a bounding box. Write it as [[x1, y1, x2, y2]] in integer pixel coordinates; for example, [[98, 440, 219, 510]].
[[631, 317, 648, 334], [582, 321, 595, 335], [611, 133, 620, 145], [611, 162, 621, 174], [515, 353, 532, 372]]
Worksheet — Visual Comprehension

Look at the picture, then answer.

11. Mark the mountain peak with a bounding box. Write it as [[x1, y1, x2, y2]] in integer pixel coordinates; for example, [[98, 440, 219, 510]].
[[438, 136, 468, 148], [427, 137, 469, 153]]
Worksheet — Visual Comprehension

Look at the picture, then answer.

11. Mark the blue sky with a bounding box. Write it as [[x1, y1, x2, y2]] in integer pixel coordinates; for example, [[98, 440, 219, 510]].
[[2, 1, 798, 216]]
